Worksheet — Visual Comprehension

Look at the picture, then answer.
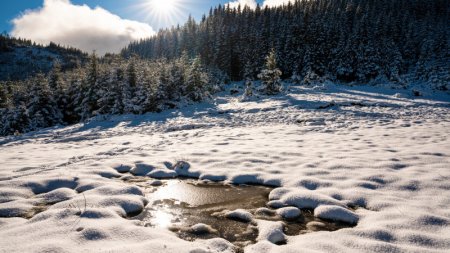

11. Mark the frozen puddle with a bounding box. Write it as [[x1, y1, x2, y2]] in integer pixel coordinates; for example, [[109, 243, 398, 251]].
[[128, 179, 355, 247]]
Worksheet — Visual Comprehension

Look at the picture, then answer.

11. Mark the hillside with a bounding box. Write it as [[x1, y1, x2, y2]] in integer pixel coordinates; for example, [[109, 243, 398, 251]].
[[0, 34, 88, 81]]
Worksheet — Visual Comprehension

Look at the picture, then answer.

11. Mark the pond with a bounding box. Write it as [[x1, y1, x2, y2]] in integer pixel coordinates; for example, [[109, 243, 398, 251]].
[[127, 178, 354, 247]]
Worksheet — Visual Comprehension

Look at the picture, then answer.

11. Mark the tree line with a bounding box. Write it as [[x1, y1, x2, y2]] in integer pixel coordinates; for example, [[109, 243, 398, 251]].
[[122, 0, 449, 89], [0, 53, 227, 136]]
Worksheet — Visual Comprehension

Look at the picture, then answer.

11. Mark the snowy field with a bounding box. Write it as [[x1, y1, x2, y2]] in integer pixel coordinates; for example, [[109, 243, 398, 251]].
[[0, 83, 449, 253]]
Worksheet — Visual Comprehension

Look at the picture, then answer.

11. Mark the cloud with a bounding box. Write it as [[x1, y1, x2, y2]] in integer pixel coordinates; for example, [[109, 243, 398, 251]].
[[227, 0, 257, 9], [11, 0, 155, 55], [263, 0, 295, 7]]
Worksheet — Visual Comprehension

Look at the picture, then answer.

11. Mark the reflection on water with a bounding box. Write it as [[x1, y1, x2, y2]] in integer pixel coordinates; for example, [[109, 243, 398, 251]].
[[129, 179, 354, 246], [151, 210, 174, 228]]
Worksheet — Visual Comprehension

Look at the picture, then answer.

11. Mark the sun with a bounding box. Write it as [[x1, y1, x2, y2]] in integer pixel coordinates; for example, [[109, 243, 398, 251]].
[[134, 0, 186, 29], [149, 0, 176, 14]]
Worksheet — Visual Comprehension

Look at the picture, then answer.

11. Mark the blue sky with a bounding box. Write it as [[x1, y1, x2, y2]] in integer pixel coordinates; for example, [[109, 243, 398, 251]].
[[0, 0, 265, 33], [2, 0, 277, 54]]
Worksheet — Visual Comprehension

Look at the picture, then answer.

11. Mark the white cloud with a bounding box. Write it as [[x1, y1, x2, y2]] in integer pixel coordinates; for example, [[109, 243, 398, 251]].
[[227, 0, 257, 9], [11, 0, 155, 55], [263, 0, 295, 7]]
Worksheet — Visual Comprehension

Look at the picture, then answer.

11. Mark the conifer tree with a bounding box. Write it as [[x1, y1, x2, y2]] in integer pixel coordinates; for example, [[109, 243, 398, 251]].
[[258, 49, 282, 95], [186, 56, 208, 101]]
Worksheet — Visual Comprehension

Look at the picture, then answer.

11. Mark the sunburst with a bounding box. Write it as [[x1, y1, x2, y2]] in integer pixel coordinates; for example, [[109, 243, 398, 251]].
[[133, 0, 188, 29]]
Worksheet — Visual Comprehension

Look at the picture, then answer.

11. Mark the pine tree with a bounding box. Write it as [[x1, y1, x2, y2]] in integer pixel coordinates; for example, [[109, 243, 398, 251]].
[[186, 56, 209, 101], [27, 74, 62, 129], [258, 49, 282, 95], [79, 52, 100, 119], [0, 83, 8, 108]]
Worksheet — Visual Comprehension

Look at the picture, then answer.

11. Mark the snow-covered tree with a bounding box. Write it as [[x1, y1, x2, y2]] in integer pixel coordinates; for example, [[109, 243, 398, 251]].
[[258, 49, 282, 95], [186, 56, 209, 101], [27, 74, 62, 129]]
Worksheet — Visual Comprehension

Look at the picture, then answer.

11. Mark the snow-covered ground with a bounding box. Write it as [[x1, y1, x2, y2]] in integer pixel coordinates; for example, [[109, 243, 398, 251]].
[[1, 83, 449, 252]]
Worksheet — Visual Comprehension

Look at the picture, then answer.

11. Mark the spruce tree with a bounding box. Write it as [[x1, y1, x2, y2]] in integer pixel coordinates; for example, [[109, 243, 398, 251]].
[[186, 56, 208, 101], [258, 49, 282, 95]]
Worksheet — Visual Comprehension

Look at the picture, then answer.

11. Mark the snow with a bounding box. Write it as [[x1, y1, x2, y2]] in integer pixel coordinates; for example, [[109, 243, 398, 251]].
[[314, 205, 359, 224], [147, 169, 177, 179], [130, 163, 155, 176], [110, 163, 133, 173], [224, 209, 253, 223], [266, 200, 285, 208], [276, 206, 301, 219], [148, 180, 163, 186], [189, 223, 218, 234], [1, 82, 449, 252], [255, 220, 286, 244]]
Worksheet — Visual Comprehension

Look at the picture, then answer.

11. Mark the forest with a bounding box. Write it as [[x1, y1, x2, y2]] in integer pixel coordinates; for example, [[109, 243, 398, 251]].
[[0, 0, 449, 136], [122, 0, 449, 86]]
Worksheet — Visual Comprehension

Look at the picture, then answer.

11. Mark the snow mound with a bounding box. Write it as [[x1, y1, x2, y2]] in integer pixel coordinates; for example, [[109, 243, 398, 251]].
[[199, 174, 227, 182], [255, 207, 275, 216], [23, 177, 78, 194], [245, 240, 276, 253], [0, 201, 35, 218], [110, 163, 133, 173], [97, 196, 146, 217], [314, 205, 359, 224], [148, 180, 163, 186], [130, 163, 155, 176], [266, 200, 285, 208], [225, 209, 253, 222], [203, 238, 235, 253], [90, 185, 144, 197], [189, 223, 217, 234], [75, 180, 106, 193], [280, 190, 343, 209], [173, 161, 200, 178], [147, 169, 177, 179], [256, 220, 286, 244], [0, 188, 33, 203], [38, 188, 77, 204], [268, 187, 290, 200], [230, 174, 263, 185], [276, 206, 301, 219]]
